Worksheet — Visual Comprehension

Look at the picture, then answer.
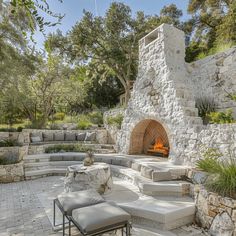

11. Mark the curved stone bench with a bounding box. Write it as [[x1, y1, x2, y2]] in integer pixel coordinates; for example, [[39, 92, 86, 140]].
[[24, 153, 191, 197], [23, 152, 195, 230]]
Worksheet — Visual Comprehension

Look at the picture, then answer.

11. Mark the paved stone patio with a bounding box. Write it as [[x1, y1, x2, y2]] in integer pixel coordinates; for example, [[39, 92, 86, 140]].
[[0, 176, 209, 236]]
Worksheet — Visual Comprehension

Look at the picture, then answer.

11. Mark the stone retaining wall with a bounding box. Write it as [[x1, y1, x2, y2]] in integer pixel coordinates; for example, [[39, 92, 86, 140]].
[[0, 132, 22, 142], [188, 47, 236, 117], [182, 123, 236, 166], [0, 162, 24, 183], [195, 186, 236, 236], [103, 108, 124, 144], [0, 146, 28, 161]]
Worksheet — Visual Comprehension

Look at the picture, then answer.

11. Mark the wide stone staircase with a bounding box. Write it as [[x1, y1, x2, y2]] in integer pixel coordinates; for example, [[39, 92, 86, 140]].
[[23, 153, 196, 231]]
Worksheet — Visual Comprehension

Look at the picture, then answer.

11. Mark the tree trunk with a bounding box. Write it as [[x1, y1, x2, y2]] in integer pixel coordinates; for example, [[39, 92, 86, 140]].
[[124, 80, 131, 106]]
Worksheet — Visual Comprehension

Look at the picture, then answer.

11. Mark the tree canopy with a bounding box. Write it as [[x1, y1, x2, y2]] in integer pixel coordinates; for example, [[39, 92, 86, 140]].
[[46, 2, 184, 105]]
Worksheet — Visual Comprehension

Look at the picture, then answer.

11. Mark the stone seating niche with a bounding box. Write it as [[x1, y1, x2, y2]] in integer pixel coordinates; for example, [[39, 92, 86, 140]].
[[21, 129, 111, 145]]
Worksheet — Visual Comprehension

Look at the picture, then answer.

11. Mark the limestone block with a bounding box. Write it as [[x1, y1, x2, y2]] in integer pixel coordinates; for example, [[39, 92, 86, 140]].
[[152, 170, 172, 182], [131, 162, 142, 172], [208, 193, 220, 207], [209, 212, 234, 236], [140, 166, 153, 179], [220, 197, 236, 209]]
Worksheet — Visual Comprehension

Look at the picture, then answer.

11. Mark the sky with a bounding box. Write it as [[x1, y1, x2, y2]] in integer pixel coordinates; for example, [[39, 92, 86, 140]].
[[34, 0, 190, 50]]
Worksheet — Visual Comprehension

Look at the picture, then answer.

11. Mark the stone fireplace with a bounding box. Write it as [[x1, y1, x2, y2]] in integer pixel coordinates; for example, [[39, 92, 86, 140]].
[[129, 119, 169, 156], [115, 23, 236, 166]]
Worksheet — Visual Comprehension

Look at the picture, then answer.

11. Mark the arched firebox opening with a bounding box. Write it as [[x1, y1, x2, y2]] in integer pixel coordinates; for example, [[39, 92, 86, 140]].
[[129, 119, 170, 157]]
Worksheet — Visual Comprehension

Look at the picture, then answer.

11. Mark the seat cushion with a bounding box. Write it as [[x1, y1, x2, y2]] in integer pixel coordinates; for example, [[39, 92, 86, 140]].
[[72, 202, 130, 234], [54, 133, 65, 141], [57, 189, 105, 216], [30, 132, 43, 143], [65, 132, 76, 141], [77, 133, 86, 141], [43, 133, 54, 142], [85, 132, 96, 141]]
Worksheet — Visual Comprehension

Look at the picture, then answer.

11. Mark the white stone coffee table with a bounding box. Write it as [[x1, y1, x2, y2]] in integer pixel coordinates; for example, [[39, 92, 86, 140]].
[[64, 163, 113, 194]]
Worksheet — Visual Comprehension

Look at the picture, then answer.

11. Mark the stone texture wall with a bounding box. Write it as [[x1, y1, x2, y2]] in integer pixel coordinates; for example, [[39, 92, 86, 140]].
[[180, 124, 236, 166], [0, 162, 24, 183], [0, 146, 28, 161], [188, 47, 236, 117], [117, 24, 202, 164], [0, 132, 22, 142], [117, 24, 236, 166], [103, 108, 124, 144], [195, 186, 236, 236]]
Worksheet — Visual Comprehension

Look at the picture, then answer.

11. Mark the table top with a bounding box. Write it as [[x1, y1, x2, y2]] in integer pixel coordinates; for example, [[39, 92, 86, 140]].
[[67, 162, 110, 173]]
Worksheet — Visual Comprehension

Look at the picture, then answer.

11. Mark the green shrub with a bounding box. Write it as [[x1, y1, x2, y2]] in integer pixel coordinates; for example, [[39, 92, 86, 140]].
[[48, 123, 61, 130], [107, 114, 123, 129], [0, 139, 20, 147], [0, 153, 19, 165], [53, 112, 66, 121], [197, 148, 236, 199], [16, 126, 23, 132], [208, 109, 234, 124], [88, 111, 103, 126], [0, 127, 18, 132], [77, 115, 93, 130], [195, 97, 216, 124], [45, 144, 92, 153]]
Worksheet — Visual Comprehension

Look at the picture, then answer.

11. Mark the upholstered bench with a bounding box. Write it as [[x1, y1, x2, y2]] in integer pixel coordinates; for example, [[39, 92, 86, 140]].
[[71, 202, 131, 236], [53, 189, 105, 236]]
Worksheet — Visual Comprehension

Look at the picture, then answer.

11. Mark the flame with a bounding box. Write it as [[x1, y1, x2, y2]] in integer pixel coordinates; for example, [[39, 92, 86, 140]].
[[153, 137, 169, 156]]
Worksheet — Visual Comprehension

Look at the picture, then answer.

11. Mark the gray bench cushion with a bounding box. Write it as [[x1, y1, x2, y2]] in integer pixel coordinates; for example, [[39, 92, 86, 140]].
[[43, 133, 54, 142], [72, 202, 130, 234], [65, 132, 76, 141], [54, 133, 65, 141], [30, 132, 43, 143], [57, 189, 105, 216]]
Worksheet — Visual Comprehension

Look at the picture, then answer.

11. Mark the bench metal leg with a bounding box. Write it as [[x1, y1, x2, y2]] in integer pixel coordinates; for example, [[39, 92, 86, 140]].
[[69, 219, 71, 236], [53, 200, 56, 227], [126, 223, 131, 236], [63, 214, 65, 236]]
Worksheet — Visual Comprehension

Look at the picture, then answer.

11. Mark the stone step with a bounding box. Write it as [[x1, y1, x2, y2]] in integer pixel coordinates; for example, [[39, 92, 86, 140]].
[[111, 165, 190, 197], [176, 98, 196, 108], [136, 180, 191, 197], [185, 116, 203, 126], [104, 179, 195, 231], [117, 197, 195, 230], [24, 161, 80, 171], [24, 168, 66, 180], [94, 148, 116, 154]]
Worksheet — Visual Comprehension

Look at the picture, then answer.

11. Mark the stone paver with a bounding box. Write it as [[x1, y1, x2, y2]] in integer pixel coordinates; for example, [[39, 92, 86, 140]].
[[0, 176, 208, 236]]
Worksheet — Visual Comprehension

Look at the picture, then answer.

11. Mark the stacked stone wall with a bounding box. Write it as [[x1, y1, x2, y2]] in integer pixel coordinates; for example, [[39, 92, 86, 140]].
[[188, 47, 236, 117], [195, 187, 236, 236]]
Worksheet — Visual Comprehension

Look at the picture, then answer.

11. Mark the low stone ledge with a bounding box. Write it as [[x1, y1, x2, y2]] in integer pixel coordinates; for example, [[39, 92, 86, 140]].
[[0, 161, 24, 183], [0, 146, 28, 161], [195, 186, 236, 235]]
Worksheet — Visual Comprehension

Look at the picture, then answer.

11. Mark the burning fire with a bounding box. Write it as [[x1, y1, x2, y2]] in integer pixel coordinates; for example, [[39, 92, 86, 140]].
[[151, 137, 169, 156]]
